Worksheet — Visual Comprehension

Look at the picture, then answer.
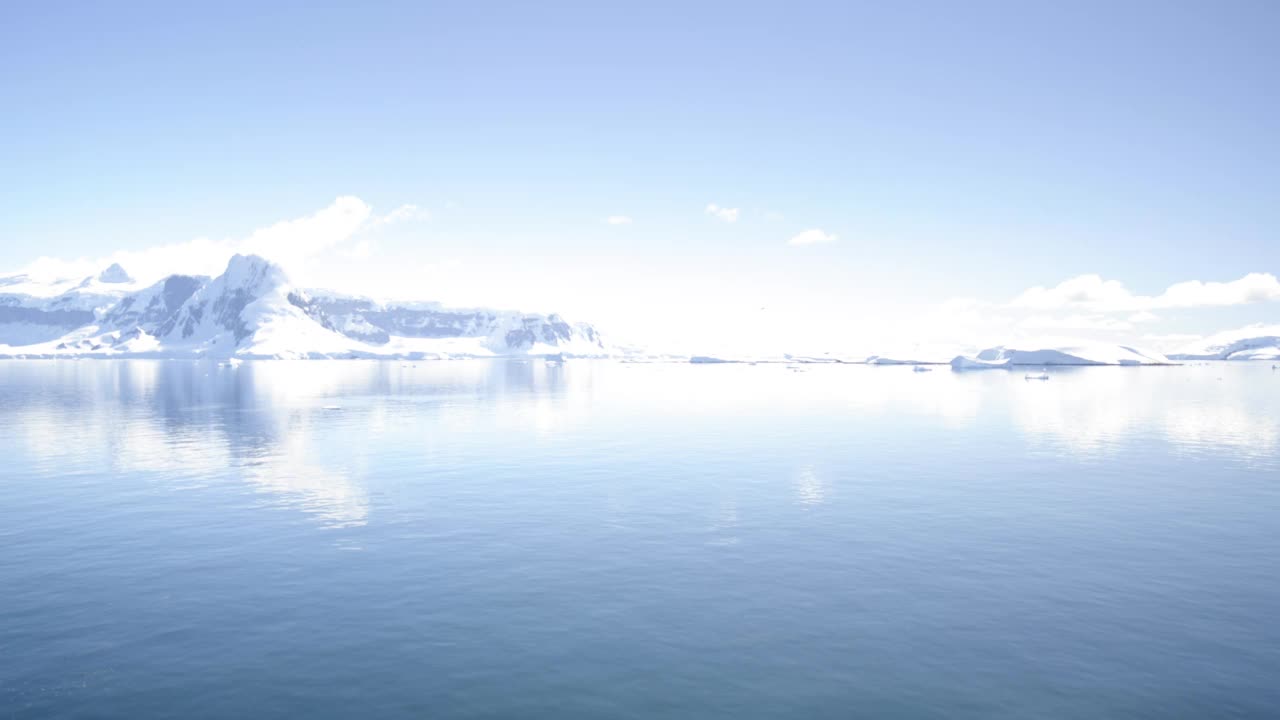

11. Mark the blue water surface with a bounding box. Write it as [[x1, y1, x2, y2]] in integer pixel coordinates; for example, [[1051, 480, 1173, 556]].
[[2, 360, 1278, 718]]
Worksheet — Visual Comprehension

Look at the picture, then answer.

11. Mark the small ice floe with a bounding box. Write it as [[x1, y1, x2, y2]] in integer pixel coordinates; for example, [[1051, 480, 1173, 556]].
[[912, 365, 933, 373], [1024, 370, 1050, 381], [219, 357, 243, 368], [321, 405, 342, 411]]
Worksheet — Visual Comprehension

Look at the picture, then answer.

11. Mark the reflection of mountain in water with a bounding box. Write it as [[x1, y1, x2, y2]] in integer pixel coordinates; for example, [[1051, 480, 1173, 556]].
[[0, 359, 587, 528]]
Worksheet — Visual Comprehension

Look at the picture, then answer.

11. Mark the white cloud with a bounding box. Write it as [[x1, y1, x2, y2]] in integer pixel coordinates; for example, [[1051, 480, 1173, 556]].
[[1019, 314, 1135, 332], [369, 203, 428, 229], [1158, 274, 1280, 308], [1011, 275, 1131, 311], [788, 228, 837, 246], [923, 271, 1280, 351], [343, 239, 373, 260], [11, 196, 378, 287], [605, 215, 633, 225], [1011, 272, 1280, 312], [239, 195, 372, 269], [305, 258, 466, 304], [705, 204, 740, 223], [1140, 333, 1205, 353]]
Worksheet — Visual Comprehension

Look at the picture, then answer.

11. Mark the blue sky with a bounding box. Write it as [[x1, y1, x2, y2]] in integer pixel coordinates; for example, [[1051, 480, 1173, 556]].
[[2, 1, 1277, 352]]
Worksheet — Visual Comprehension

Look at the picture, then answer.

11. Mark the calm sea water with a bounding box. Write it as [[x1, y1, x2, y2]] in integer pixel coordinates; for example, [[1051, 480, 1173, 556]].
[[2, 360, 1278, 719]]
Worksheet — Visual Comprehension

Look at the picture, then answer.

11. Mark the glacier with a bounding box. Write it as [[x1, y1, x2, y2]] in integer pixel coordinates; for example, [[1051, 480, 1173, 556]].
[[0, 255, 609, 360]]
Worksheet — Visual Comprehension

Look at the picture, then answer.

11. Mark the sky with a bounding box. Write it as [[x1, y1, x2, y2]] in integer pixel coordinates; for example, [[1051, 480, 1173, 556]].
[[2, 1, 1278, 354]]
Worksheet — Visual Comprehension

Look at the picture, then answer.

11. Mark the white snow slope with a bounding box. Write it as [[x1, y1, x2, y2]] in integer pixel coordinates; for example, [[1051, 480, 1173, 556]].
[[0, 255, 611, 359]]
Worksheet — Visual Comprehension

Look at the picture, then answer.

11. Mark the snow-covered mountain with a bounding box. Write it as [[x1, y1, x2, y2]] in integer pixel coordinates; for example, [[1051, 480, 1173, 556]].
[[1167, 325, 1280, 361], [0, 255, 610, 359]]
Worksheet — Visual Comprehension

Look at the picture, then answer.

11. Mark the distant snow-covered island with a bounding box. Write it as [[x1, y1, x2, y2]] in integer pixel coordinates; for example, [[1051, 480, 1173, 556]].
[[0, 255, 608, 360], [1165, 325, 1280, 362], [2, 255, 1277, 365], [948, 344, 1172, 368]]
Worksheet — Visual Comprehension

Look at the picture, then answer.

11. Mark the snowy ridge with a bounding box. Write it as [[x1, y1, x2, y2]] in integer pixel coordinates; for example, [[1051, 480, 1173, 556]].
[[0, 267, 146, 304], [100, 275, 208, 335], [0, 255, 610, 359], [293, 292, 605, 356]]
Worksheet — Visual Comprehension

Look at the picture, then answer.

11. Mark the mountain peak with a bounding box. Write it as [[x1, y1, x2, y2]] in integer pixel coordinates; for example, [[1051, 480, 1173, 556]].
[[224, 253, 280, 272], [97, 263, 133, 284], [221, 254, 289, 291]]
